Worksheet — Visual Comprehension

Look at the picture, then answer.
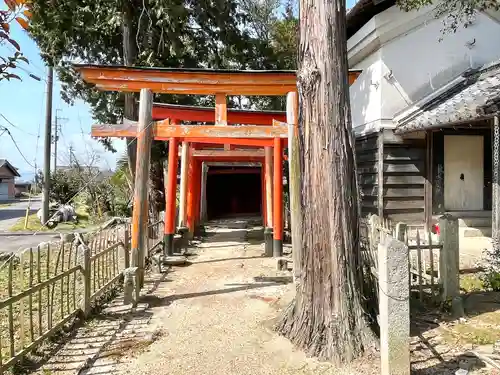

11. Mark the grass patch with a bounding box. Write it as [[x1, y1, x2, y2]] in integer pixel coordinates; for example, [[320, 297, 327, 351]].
[[460, 274, 486, 293], [441, 310, 500, 346], [0, 202, 13, 208], [442, 312, 500, 346], [9, 206, 98, 232]]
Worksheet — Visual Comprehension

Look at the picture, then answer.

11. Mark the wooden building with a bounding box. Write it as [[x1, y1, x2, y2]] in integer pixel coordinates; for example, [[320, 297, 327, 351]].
[[356, 61, 500, 240]]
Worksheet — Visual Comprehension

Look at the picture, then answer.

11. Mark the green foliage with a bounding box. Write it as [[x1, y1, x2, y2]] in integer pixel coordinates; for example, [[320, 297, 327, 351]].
[[397, 0, 500, 34], [481, 271, 500, 291], [28, 0, 254, 120], [48, 170, 81, 204], [27, 0, 298, 118], [0, 5, 30, 81]]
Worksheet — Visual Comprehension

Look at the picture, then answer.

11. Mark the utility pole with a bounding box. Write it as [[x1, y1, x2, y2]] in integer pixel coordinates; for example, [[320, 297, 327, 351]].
[[42, 66, 53, 224], [68, 144, 75, 166], [52, 109, 66, 172], [52, 113, 59, 172]]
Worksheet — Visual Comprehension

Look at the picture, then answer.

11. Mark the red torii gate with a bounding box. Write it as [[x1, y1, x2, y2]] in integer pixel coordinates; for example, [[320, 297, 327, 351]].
[[76, 64, 362, 285], [151, 102, 287, 256]]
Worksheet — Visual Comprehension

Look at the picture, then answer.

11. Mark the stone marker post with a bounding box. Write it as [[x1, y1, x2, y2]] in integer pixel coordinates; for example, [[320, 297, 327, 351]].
[[378, 235, 410, 375], [438, 214, 462, 316]]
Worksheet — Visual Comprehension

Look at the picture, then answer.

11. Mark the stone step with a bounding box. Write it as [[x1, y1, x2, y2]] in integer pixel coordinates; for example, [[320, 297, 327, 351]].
[[458, 217, 492, 228], [460, 226, 492, 238]]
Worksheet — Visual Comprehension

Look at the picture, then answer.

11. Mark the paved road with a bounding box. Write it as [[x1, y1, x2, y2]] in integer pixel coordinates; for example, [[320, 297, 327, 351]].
[[0, 197, 56, 253], [0, 232, 59, 253], [0, 197, 42, 231]]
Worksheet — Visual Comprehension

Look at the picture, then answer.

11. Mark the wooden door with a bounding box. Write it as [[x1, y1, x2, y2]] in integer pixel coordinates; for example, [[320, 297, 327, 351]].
[[444, 135, 484, 211]]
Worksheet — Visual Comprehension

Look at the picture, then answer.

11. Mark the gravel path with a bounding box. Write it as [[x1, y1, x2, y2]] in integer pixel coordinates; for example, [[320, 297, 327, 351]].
[[34, 218, 498, 375], [104, 220, 376, 375]]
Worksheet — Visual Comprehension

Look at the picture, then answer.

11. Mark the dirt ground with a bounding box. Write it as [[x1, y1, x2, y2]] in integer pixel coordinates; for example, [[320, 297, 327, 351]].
[[33, 218, 500, 375]]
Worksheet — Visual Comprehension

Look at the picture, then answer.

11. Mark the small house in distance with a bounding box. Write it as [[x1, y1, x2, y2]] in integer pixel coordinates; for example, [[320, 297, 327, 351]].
[[348, 0, 500, 238], [0, 159, 21, 200]]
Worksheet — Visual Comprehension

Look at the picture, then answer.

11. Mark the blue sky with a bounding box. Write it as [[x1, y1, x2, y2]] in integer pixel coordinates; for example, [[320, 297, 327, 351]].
[[0, 12, 126, 182], [0, 0, 357, 182]]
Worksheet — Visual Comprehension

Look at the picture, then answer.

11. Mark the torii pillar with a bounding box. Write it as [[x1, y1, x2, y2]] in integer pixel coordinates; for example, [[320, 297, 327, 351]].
[[164, 119, 179, 256], [131, 88, 153, 287]]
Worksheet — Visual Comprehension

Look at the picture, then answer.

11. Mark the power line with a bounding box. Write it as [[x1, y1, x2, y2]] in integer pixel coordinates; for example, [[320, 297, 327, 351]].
[[0, 113, 39, 137], [0, 127, 36, 168], [0, 116, 158, 270]]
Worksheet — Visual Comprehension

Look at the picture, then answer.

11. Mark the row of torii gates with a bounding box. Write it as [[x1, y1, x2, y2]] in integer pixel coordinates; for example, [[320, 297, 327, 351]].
[[76, 64, 361, 285]]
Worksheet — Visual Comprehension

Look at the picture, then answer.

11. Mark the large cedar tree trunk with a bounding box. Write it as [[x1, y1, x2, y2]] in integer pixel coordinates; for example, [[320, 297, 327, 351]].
[[276, 0, 374, 364], [122, 1, 138, 179]]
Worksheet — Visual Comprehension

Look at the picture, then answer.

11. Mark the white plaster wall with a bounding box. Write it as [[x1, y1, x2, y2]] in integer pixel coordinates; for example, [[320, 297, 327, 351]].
[[348, 4, 500, 135], [381, 11, 500, 105], [350, 51, 383, 134]]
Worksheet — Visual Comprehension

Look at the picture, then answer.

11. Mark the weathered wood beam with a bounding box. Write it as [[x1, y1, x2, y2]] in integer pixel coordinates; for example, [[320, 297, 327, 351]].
[[179, 138, 278, 147], [493, 115, 500, 253], [130, 89, 153, 288], [74, 65, 298, 96], [74, 65, 362, 96], [191, 149, 265, 158], [91, 121, 289, 140], [155, 120, 288, 139], [205, 162, 262, 167], [287, 91, 301, 282], [152, 103, 286, 125], [207, 168, 261, 175]]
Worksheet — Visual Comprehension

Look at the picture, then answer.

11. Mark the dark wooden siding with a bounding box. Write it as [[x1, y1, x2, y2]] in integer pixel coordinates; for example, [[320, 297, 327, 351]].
[[381, 130, 426, 223], [356, 132, 379, 217]]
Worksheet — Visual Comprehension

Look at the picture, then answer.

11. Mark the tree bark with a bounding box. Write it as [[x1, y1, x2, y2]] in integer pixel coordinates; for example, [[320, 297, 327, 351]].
[[276, 0, 374, 364], [122, 0, 138, 179]]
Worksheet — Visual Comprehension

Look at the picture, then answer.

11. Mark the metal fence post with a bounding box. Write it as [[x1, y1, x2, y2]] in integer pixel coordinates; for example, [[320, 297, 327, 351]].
[[438, 214, 463, 316], [378, 236, 410, 375], [80, 244, 91, 317]]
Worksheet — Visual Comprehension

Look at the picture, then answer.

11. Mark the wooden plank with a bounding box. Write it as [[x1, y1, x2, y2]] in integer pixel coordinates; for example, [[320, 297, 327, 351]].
[[74, 65, 361, 95], [362, 186, 425, 198], [384, 162, 425, 174], [192, 149, 265, 158], [432, 131, 445, 214], [425, 131, 433, 229], [92, 121, 289, 139], [386, 212, 425, 223], [383, 199, 425, 210], [359, 162, 425, 174], [383, 147, 426, 161], [91, 120, 138, 138], [356, 152, 378, 163], [378, 131, 384, 217], [152, 103, 286, 125], [359, 174, 425, 185], [172, 137, 277, 147], [75, 65, 298, 95]]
